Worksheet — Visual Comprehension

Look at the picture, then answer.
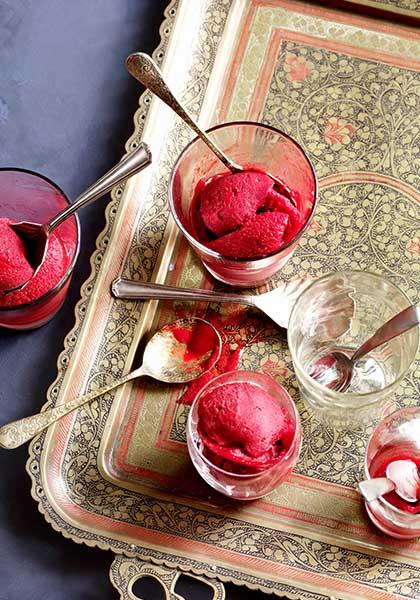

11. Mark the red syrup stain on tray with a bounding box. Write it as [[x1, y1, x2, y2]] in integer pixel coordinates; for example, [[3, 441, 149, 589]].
[[174, 306, 270, 405]]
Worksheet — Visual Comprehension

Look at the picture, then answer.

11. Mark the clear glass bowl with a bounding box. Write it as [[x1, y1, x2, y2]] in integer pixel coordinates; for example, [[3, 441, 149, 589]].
[[364, 406, 420, 539], [169, 121, 317, 288], [0, 168, 80, 330], [187, 370, 302, 500], [288, 271, 419, 428]]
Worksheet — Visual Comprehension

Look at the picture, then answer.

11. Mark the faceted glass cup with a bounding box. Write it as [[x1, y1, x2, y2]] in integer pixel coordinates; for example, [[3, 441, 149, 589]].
[[288, 271, 419, 428], [187, 370, 302, 500], [169, 121, 317, 288]]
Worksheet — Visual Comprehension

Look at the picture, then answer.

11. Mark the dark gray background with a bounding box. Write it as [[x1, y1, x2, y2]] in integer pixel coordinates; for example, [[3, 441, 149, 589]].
[[0, 1, 275, 598]]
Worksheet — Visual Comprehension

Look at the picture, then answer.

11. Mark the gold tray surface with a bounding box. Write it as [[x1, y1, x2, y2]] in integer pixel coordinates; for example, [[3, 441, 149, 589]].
[[28, 1, 420, 599]]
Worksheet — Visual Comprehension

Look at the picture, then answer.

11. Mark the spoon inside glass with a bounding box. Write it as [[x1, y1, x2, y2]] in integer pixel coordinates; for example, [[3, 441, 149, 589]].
[[309, 305, 420, 393], [125, 52, 297, 204], [0, 318, 221, 450], [3, 142, 152, 295], [357, 459, 420, 504]]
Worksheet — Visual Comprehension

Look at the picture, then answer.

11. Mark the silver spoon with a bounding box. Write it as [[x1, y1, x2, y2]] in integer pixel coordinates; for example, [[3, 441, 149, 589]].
[[125, 52, 297, 204], [0, 317, 221, 449], [111, 276, 312, 330], [4, 142, 152, 294], [309, 305, 420, 393], [358, 459, 420, 503]]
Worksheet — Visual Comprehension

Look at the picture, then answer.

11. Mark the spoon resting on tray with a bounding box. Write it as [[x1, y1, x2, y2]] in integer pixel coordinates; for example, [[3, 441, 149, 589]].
[[0, 318, 221, 450], [125, 52, 297, 204], [309, 305, 420, 393], [4, 142, 152, 295], [111, 276, 313, 330]]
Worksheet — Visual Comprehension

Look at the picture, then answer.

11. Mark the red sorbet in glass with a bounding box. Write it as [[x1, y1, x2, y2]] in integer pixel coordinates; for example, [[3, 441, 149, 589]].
[[191, 169, 304, 260], [197, 381, 295, 474]]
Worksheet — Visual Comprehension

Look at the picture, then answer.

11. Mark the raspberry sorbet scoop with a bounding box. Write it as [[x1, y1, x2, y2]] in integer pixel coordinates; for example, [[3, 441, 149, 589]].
[[193, 169, 304, 260], [0, 217, 67, 307], [197, 381, 295, 473]]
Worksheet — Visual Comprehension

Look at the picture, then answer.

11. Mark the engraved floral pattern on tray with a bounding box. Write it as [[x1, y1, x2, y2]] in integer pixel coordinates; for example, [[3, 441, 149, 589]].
[[264, 41, 420, 185], [27, 2, 420, 599]]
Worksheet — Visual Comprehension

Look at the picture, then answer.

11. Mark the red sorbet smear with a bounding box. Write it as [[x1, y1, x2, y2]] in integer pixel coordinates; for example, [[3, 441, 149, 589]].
[[207, 212, 289, 259], [170, 321, 219, 366], [199, 171, 273, 236], [175, 306, 269, 406], [264, 188, 303, 242], [0, 217, 67, 307], [193, 169, 304, 259], [197, 382, 294, 473], [373, 454, 420, 514]]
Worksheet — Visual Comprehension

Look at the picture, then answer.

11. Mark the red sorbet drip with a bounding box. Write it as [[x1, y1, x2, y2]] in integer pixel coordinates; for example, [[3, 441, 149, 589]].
[[190, 168, 304, 259], [0, 218, 68, 307], [197, 382, 295, 474], [175, 304, 270, 406], [169, 321, 219, 368], [372, 454, 420, 514]]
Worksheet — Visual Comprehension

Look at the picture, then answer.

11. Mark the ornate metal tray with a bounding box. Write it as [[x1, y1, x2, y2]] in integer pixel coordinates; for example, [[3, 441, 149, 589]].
[[27, 1, 420, 598]]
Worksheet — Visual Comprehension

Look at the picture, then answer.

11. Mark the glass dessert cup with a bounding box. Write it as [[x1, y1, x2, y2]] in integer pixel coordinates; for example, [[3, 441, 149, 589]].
[[288, 271, 419, 429], [187, 370, 302, 500], [364, 407, 420, 539], [0, 168, 80, 330], [169, 121, 317, 288]]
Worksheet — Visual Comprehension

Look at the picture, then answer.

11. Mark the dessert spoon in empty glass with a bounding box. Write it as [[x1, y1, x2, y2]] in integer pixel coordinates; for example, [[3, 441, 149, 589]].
[[309, 304, 420, 393]]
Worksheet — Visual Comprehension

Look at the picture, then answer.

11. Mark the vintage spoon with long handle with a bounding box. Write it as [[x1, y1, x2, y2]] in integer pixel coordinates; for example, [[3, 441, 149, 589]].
[[4, 142, 152, 294], [111, 276, 312, 330], [0, 318, 221, 450], [309, 305, 420, 393], [125, 52, 296, 202]]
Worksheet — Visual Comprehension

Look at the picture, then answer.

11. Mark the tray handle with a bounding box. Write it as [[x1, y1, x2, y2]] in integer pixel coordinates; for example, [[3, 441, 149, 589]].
[[109, 554, 225, 600]]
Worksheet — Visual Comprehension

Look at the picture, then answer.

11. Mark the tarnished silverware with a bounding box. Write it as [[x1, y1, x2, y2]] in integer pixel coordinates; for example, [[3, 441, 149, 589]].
[[125, 52, 296, 203], [4, 142, 152, 294], [111, 276, 311, 330], [310, 305, 420, 392], [0, 318, 221, 449]]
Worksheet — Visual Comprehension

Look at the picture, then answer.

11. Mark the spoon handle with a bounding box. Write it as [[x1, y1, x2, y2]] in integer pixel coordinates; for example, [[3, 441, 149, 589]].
[[0, 366, 147, 449], [351, 305, 420, 363], [46, 142, 152, 232], [126, 53, 234, 172], [111, 278, 255, 307]]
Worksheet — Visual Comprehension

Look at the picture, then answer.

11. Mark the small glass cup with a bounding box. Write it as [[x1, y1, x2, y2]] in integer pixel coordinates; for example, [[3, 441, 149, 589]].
[[169, 121, 317, 288], [187, 370, 302, 500], [0, 169, 80, 330], [288, 271, 419, 428], [363, 406, 420, 539]]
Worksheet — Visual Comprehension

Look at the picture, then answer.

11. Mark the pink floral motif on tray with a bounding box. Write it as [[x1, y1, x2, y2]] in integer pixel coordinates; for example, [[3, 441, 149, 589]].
[[260, 355, 290, 380], [284, 53, 313, 81], [324, 117, 357, 147], [406, 237, 420, 258]]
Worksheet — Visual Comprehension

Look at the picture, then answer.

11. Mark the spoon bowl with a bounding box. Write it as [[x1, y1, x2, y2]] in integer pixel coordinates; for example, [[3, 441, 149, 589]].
[[0, 317, 221, 449], [309, 304, 420, 393]]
